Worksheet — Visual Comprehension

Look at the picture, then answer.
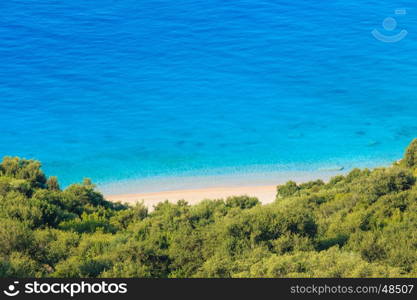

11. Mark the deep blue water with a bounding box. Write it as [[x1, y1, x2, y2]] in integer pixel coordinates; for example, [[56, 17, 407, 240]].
[[1, 1, 417, 188]]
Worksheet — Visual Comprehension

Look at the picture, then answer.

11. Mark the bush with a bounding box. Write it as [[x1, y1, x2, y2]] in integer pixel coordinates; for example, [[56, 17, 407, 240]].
[[0, 219, 34, 256], [225, 196, 260, 209], [276, 181, 299, 198], [0, 157, 46, 188], [401, 138, 417, 169]]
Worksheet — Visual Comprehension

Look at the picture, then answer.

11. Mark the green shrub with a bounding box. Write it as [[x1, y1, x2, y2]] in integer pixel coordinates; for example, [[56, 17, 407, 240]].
[[401, 138, 417, 169]]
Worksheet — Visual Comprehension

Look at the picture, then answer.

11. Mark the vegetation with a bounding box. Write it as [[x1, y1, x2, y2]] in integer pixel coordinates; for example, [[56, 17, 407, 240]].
[[1, 140, 417, 278]]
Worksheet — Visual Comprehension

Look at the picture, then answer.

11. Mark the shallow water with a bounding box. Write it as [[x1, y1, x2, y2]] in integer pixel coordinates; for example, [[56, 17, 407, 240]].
[[1, 1, 417, 189]]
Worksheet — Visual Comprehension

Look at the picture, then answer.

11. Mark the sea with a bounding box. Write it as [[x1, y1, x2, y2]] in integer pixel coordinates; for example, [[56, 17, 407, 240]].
[[1, 0, 417, 192]]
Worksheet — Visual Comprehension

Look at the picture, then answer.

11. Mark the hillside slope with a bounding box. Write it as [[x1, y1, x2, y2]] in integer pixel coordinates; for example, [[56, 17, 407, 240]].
[[1, 140, 417, 277]]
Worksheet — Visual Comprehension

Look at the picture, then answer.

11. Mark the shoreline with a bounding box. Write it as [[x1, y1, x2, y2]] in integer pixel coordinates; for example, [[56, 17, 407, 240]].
[[105, 185, 278, 207], [102, 169, 349, 208]]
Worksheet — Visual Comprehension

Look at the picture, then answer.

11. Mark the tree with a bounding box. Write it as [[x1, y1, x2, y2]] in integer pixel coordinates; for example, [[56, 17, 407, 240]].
[[276, 181, 299, 199], [0, 157, 47, 188], [47, 176, 60, 191], [402, 138, 417, 169]]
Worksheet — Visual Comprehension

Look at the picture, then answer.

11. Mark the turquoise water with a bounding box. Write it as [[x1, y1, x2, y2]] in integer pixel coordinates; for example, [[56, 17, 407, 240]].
[[1, 1, 417, 188]]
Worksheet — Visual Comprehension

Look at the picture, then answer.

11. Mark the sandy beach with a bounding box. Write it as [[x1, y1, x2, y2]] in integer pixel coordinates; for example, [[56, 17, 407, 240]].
[[102, 169, 351, 208], [105, 185, 278, 208]]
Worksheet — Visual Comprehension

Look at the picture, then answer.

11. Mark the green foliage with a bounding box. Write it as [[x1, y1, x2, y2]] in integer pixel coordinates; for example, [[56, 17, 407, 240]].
[[1, 141, 417, 278], [225, 195, 260, 209], [365, 168, 415, 198], [0, 157, 46, 188], [58, 211, 116, 234], [47, 176, 60, 191], [276, 181, 299, 198], [110, 202, 148, 230], [0, 218, 34, 256], [401, 138, 417, 169]]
